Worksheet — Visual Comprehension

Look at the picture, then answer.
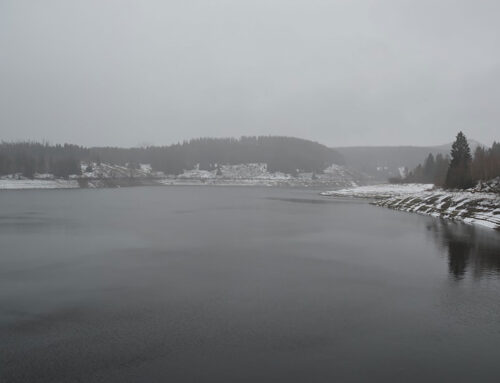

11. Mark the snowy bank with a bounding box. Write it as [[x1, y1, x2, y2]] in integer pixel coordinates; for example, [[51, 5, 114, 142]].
[[1, 163, 364, 189], [321, 184, 500, 230], [0, 179, 79, 190], [320, 183, 434, 198]]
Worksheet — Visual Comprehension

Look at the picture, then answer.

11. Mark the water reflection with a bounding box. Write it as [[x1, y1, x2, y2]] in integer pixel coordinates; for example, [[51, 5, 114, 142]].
[[427, 220, 500, 280]]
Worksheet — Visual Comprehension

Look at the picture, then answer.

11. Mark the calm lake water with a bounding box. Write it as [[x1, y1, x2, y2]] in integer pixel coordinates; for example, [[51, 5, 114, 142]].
[[1, 186, 500, 383]]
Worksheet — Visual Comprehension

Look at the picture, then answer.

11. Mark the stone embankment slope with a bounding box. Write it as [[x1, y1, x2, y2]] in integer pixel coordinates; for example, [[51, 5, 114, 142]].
[[321, 180, 500, 230]]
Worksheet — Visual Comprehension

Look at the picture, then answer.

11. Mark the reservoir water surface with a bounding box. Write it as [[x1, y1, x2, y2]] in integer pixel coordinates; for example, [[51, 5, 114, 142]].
[[1, 186, 500, 382]]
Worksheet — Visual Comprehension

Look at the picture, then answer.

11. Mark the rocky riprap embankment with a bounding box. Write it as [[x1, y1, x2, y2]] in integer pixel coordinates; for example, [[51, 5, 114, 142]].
[[375, 190, 500, 230], [321, 181, 500, 230]]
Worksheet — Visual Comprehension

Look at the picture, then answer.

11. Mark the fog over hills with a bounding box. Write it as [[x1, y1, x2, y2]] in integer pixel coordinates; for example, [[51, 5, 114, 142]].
[[335, 139, 483, 181]]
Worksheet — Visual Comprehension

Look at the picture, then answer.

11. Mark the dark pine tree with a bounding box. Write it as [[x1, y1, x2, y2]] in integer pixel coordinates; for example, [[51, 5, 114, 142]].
[[445, 131, 473, 189]]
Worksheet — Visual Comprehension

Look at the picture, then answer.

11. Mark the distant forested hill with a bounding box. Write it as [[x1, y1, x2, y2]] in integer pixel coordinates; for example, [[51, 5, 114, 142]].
[[0, 136, 344, 178], [91, 137, 344, 175]]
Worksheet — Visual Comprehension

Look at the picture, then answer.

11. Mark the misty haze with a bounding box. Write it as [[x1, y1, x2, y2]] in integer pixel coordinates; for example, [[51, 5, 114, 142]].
[[1, 1, 500, 383]]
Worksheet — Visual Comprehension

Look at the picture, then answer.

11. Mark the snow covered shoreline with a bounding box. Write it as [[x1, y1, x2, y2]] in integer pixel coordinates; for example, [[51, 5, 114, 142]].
[[0, 176, 356, 190], [321, 184, 500, 230], [0, 162, 363, 190], [0, 179, 80, 190], [320, 183, 435, 198]]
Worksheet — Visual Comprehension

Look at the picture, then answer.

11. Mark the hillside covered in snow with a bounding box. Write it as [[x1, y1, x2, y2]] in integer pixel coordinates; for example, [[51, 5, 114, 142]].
[[0, 162, 365, 189]]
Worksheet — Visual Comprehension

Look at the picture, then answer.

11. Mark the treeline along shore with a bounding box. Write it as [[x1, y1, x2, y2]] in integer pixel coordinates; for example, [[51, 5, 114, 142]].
[[392, 132, 500, 189], [0, 136, 344, 179]]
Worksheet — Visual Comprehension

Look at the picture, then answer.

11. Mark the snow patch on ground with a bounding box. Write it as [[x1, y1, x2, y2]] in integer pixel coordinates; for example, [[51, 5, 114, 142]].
[[320, 183, 434, 198], [163, 163, 361, 187], [80, 162, 164, 179], [0, 179, 79, 189]]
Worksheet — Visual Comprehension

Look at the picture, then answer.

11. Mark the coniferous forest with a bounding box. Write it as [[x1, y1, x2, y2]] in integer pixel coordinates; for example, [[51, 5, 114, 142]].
[[396, 132, 500, 189], [0, 142, 85, 178], [0, 136, 344, 178]]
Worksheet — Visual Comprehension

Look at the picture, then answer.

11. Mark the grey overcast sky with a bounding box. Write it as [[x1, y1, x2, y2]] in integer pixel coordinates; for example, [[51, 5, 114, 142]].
[[1, 0, 499, 147]]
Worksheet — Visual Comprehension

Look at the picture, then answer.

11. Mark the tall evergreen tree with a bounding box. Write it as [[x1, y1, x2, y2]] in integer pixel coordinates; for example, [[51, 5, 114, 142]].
[[445, 131, 473, 189]]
